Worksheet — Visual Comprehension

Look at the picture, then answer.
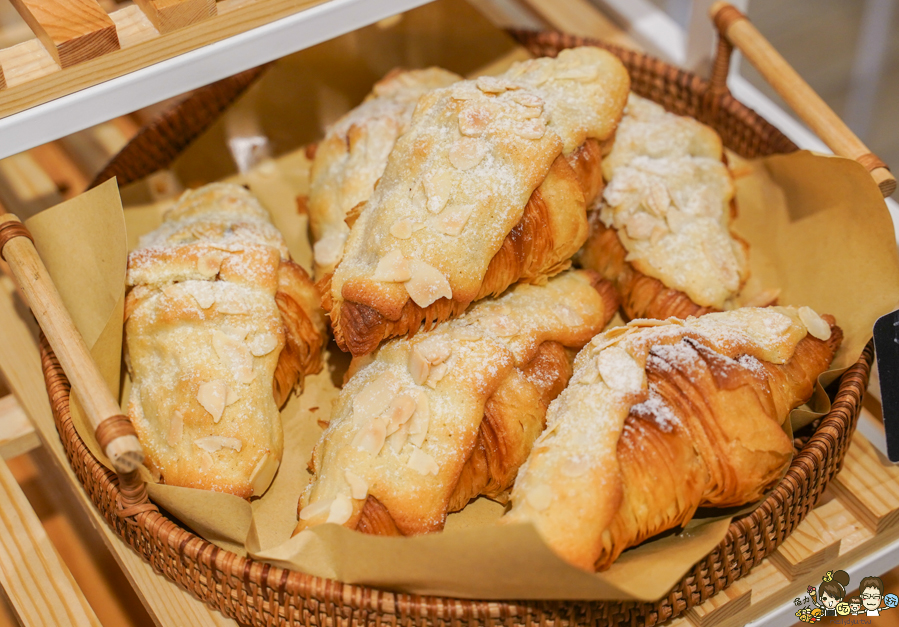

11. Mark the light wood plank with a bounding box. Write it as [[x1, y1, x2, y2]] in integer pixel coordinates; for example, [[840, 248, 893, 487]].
[[8, 0, 119, 69], [0, 276, 237, 627], [769, 501, 843, 581], [0, 451, 101, 626], [133, 0, 216, 34], [0, 396, 39, 460], [0, 152, 63, 219], [0, 0, 326, 121], [831, 431, 899, 533], [517, 0, 637, 47], [684, 581, 752, 626]]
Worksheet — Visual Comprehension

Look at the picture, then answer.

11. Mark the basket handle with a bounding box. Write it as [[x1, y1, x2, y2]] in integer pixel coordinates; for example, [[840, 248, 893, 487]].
[[0, 214, 144, 476], [709, 2, 896, 199]]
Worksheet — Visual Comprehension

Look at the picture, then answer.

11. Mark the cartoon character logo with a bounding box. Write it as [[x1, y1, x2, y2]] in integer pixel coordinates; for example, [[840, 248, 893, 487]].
[[858, 576, 899, 616], [799, 571, 898, 621], [808, 570, 851, 617]]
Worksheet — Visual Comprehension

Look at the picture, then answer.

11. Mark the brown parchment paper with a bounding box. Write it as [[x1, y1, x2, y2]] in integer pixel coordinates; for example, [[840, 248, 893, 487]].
[[29, 143, 899, 601]]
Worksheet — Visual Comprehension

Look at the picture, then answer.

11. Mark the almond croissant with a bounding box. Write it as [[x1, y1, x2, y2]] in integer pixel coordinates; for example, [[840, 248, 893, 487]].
[[324, 47, 630, 356], [295, 270, 618, 535], [578, 94, 750, 320], [125, 183, 326, 498], [504, 306, 841, 571]]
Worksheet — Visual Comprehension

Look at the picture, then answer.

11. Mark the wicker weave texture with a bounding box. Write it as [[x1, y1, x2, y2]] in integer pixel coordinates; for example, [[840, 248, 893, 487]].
[[39, 31, 871, 627]]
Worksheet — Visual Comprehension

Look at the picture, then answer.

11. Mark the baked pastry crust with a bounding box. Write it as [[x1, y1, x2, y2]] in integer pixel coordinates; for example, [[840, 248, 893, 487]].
[[578, 94, 749, 319], [504, 306, 841, 571], [295, 270, 618, 535], [125, 183, 326, 498], [308, 68, 462, 277], [325, 47, 629, 356]]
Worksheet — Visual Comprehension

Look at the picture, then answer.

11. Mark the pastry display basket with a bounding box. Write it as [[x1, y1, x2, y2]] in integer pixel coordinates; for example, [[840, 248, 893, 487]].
[[1, 4, 891, 626]]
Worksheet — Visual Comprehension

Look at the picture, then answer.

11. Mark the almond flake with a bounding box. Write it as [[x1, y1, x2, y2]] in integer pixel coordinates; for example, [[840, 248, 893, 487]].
[[373, 250, 411, 282], [557, 65, 598, 81], [426, 362, 448, 389], [458, 106, 491, 137], [527, 484, 553, 511], [353, 371, 400, 425], [666, 207, 688, 234], [409, 346, 431, 385], [798, 306, 831, 341], [250, 454, 279, 496], [313, 232, 346, 267], [511, 92, 544, 108], [513, 105, 542, 120], [197, 253, 224, 277], [647, 181, 670, 217], [248, 332, 279, 357], [327, 494, 354, 524], [383, 393, 417, 435], [596, 346, 645, 394], [407, 447, 439, 475], [625, 213, 659, 240], [194, 436, 243, 453], [196, 380, 229, 423], [299, 499, 333, 521], [483, 315, 520, 337], [417, 338, 452, 366], [167, 411, 184, 447], [404, 260, 452, 307], [476, 76, 513, 93], [386, 422, 409, 454], [410, 181, 427, 212], [212, 330, 256, 384], [423, 170, 453, 213], [390, 218, 415, 239], [451, 86, 480, 100], [216, 294, 249, 315], [556, 306, 583, 327], [650, 225, 668, 247], [344, 470, 369, 500], [352, 417, 388, 455], [185, 282, 216, 309], [454, 324, 482, 341], [408, 391, 430, 448], [435, 203, 476, 236], [514, 118, 546, 140], [448, 137, 487, 171], [560, 458, 587, 478], [199, 451, 214, 474]]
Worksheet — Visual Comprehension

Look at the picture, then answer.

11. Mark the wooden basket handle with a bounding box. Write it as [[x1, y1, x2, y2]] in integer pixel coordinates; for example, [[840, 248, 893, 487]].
[[709, 2, 896, 198], [0, 215, 144, 475]]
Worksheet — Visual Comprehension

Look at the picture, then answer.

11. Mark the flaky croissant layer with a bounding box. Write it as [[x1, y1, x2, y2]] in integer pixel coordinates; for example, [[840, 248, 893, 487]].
[[504, 306, 841, 571]]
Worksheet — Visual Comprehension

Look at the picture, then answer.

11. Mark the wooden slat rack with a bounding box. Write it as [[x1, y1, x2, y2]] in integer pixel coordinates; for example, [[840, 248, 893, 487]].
[[0, 0, 433, 160]]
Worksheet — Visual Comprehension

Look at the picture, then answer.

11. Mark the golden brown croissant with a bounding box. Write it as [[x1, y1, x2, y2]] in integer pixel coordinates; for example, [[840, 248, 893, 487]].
[[504, 306, 841, 571], [324, 47, 629, 356], [125, 183, 326, 497], [295, 270, 618, 535], [308, 67, 462, 278], [577, 94, 750, 320]]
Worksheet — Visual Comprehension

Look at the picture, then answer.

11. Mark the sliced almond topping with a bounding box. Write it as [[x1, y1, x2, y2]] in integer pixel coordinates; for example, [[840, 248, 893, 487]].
[[248, 332, 279, 357], [555, 306, 583, 327], [476, 76, 512, 93], [426, 362, 448, 389], [196, 379, 228, 423], [372, 250, 411, 282], [409, 346, 431, 385], [383, 393, 417, 435], [666, 207, 688, 234], [344, 470, 369, 500], [410, 180, 428, 213], [625, 213, 659, 240], [798, 306, 831, 341], [353, 371, 400, 425], [424, 170, 453, 214], [647, 181, 671, 217], [225, 387, 240, 406], [527, 484, 553, 511], [327, 493, 354, 525], [448, 137, 487, 171], [596, 346, 645, 394], [250, 454, 279, 496], [184, 282, 216, 309], [408, 391, 430, 448], [194, 436, 243, 453], [557, 65, 598, 81], [167, 411, 184, 447], [390, 218, 415, 239], [197, 253, 224, 277], [435, 203, 476, 236], [483, 315, 520, 337], [199, 451, 214, 474], [407, 447, 439, 475], [650, 224, 667, 247], [451, 86, 481, 100], [352, 418, 388, 455], [386, 422, 409, 454], [299, 499, 333, 521], [313, 232, 346, 267], [560, 458, 587, 478], [511, 92, 544, 108], [514, 117, 547, 140], [212, 330, 256, 384], [417, 338, 452, 366], [216, 294, 249, 315], [404, 260, 452, 307], [454, 324, 482, 341], [513, 105, 542, 120], [458, 106, 491, 137]]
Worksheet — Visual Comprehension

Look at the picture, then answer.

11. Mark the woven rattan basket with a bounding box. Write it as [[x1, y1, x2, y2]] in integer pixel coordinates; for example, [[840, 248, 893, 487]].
[[31, 19, 887, 627]]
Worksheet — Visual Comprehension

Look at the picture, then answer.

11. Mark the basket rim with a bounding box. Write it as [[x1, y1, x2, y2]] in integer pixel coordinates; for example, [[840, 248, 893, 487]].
[[43, 31, 871, 625]]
